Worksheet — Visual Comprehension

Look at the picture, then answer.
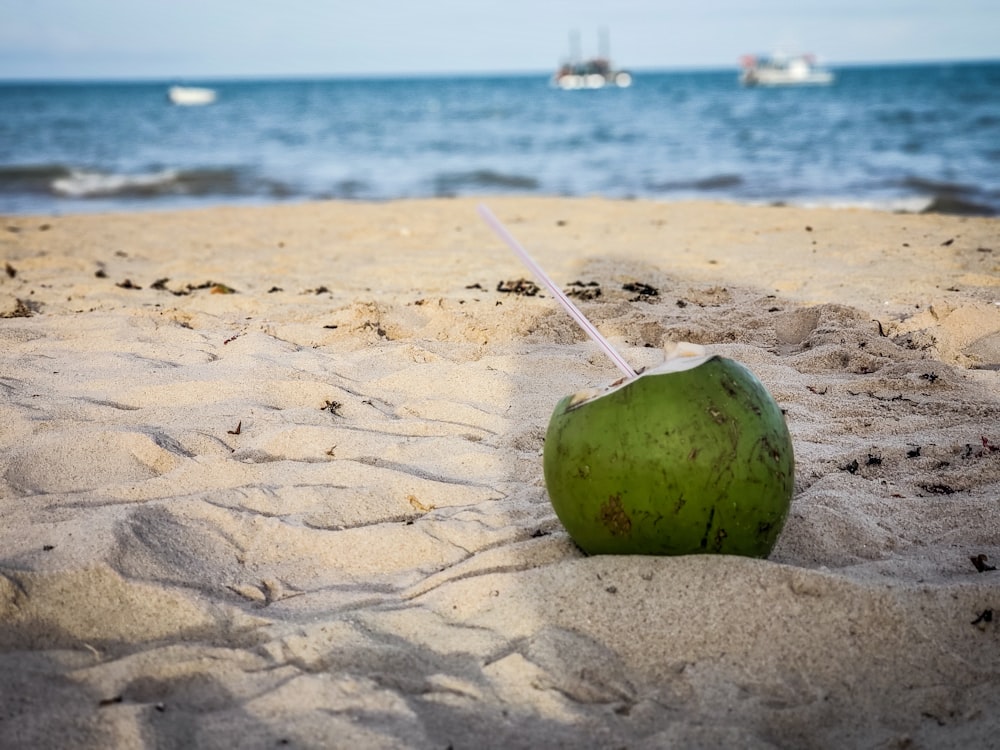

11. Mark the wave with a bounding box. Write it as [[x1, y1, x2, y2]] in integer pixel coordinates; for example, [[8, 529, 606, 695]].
[[898, 176, 998, 216], [0, 164, 297, 201], [325, 178, 372, 200], [433, 169, 539, 196], [0, 164, 73, 193], [919, 195, 997, 216], [51, 167, 261, 199], [646, 173, 745, 192], [900, 175, 976, 195], [52, 169, 183, 198], [2, 162, 996, 216]]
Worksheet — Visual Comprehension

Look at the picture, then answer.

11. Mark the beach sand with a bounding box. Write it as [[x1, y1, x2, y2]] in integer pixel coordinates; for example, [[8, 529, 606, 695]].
[[1, 197, 998, 748]]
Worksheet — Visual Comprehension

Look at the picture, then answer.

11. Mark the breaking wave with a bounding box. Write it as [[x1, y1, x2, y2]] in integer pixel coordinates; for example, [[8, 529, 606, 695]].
[[0, 163, 298, 202], [50, 167, 261, 199]]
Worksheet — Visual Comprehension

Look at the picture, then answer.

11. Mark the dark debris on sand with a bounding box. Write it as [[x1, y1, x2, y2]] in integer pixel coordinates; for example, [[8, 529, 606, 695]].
[[497, 279, 541, 296]]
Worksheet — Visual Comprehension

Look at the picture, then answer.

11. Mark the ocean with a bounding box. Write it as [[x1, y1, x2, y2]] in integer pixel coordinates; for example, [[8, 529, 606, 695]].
[[1, 61, 998, 216]]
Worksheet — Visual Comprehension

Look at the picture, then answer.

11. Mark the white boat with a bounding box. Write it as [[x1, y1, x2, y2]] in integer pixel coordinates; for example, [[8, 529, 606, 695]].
[[167, 85, 217, 106], [554, 62, 632, 90], [553, 29, 632, 90], [739, 53, 834, 87]]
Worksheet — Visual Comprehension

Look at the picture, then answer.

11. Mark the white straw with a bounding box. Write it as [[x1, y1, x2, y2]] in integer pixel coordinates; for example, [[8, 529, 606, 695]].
[[477, 203, 637, 380]]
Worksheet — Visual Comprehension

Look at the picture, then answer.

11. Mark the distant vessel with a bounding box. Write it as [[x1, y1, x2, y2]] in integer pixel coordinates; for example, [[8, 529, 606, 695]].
[[168, 85, 217, 106], [739, 53, 834, 87], [553, 29, 632, 90]]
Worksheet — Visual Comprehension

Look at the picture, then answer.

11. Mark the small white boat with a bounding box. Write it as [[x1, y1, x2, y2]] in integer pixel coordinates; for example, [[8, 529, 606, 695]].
[[739, 53, 834, 87], [167, 85, 217, 106]]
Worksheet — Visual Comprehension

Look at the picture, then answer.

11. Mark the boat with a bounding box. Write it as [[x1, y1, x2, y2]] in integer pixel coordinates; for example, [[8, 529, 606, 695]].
[[739, 53, 834, 87], [167, 85, 217, 106], [553, 30, 632, 90], [554, 60, 632, 90]]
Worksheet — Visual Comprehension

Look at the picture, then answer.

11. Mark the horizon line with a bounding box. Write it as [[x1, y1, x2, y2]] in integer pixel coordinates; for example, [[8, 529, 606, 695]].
[[1, 56, 997, 85]]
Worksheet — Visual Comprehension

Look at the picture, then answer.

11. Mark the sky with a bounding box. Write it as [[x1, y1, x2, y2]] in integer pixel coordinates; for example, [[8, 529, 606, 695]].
[[1, 0, 998, 80]]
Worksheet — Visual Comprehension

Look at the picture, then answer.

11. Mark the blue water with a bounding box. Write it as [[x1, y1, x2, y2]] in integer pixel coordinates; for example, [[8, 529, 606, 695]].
[[1, 61, 999, 216]]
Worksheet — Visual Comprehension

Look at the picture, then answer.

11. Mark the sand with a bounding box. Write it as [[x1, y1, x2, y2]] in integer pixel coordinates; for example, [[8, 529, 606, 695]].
[[1, 197, 998, 749]]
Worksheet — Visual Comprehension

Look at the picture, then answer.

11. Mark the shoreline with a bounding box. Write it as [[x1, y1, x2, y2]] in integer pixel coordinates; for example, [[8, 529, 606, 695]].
[[2, 197, 999, 747], [3, 186, 998, 222]]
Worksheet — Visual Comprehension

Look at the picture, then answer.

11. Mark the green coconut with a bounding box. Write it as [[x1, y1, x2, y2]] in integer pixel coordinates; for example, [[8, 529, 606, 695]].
[[543, 344, 794, 557]]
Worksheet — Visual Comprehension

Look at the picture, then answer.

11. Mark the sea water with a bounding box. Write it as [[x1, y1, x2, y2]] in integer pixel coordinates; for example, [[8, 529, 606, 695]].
[[1, 61, 998, 215]]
